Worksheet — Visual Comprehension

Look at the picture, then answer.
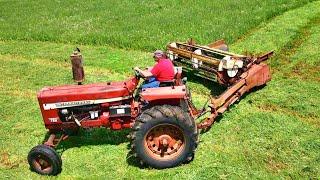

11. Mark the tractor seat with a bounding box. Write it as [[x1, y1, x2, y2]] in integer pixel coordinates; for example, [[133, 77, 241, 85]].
[[159, 80, 175, 87], [158, 67, 183, 87]]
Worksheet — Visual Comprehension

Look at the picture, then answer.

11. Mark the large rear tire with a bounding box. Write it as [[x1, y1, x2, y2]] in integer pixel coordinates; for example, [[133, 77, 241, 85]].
[[130, 105, 198, 168], [27, 145, 62, 175]]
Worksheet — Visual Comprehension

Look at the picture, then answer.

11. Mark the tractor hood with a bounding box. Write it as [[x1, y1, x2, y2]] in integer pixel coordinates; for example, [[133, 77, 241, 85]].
[[38, 77, 138, 109]]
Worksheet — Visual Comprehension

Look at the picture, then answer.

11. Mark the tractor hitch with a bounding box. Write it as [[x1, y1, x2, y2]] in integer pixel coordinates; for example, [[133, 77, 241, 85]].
[[44, 133, 69, 148]]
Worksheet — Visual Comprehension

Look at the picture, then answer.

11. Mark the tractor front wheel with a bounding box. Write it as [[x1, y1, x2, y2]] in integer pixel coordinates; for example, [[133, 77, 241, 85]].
[[27, 145, 62, 175], [131, 105, 198, 168]]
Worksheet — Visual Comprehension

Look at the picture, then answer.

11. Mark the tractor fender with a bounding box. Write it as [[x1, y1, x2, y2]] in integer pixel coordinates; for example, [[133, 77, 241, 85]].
[[140, 85, 187, 102]]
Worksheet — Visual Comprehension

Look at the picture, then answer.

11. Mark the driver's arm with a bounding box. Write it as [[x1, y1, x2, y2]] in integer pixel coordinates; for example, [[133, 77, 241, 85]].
[[134, 67, 153, 78]]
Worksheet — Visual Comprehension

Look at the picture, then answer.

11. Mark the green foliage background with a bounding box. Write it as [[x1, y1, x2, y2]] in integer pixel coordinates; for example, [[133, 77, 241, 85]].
[[0, 0, 316, 50]]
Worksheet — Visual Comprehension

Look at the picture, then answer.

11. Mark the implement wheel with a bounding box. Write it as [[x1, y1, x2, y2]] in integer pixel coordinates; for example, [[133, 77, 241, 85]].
[[131, 105, 198, 168], [27, 145, 62, 175]]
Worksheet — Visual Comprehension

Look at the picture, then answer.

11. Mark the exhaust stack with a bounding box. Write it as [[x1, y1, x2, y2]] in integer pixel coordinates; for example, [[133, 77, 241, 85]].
[[70, 48, 85, 85]]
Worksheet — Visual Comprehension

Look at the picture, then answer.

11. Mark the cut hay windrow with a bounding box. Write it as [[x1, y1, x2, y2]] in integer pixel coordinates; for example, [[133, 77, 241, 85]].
[[231, 1, 320, 53]]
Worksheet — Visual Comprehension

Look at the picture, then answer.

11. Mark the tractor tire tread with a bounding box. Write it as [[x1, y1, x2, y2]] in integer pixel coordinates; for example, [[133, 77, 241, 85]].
[[28, 145, 62, 175], [130, 105, 199, 168]]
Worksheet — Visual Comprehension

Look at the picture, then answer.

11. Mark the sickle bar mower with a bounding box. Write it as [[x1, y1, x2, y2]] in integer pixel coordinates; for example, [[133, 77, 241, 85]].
[[166, 39, 273, 128]]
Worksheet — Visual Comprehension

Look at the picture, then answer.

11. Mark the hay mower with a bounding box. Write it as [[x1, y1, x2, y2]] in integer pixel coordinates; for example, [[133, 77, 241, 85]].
[[27, 39, 273, 175]]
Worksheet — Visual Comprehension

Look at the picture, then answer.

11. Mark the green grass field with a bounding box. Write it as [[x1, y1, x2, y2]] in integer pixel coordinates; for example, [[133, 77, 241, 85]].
[[0, 0, 317, 50], [0, 0, 319, 179]]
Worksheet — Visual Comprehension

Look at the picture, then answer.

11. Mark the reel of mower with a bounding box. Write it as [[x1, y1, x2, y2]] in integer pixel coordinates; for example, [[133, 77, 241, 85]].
[[166, 39, 273, 86]]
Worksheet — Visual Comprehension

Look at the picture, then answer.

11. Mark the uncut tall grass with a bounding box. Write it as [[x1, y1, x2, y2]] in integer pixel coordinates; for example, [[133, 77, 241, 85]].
[[0, 0, 315, 50]]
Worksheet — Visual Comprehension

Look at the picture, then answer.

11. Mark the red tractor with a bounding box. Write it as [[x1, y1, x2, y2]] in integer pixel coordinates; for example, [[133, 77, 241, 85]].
[[28, 40, 273, 175]]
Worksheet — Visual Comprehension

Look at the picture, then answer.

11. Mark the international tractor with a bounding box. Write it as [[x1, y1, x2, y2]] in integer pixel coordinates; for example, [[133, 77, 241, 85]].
[[27, 39, 273, 175]]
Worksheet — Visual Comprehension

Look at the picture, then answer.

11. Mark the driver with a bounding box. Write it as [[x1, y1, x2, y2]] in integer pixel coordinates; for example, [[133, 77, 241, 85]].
[[134, 50, 174, 89]]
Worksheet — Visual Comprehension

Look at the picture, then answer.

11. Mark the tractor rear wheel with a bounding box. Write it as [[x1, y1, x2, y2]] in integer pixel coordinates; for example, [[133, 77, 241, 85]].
[[130, 105, 198, 168], [27, 145, 62, 175]]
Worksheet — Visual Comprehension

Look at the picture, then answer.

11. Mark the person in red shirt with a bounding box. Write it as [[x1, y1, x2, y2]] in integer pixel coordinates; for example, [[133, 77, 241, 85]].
[[134, 50, 174, 89]]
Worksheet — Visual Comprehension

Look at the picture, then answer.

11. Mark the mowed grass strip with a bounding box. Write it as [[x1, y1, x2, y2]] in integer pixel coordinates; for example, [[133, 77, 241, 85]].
[[231, 0, 320, 54], [0, 0, 316, 50], [1, 1, 320, 179], [252, 22, 320, 128], [227, 0, 320, 127], [284, 20, 320, 81]]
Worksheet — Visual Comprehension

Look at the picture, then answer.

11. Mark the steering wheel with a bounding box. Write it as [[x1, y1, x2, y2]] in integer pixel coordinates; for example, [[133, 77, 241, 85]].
[[134, 68, 143, 79]]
